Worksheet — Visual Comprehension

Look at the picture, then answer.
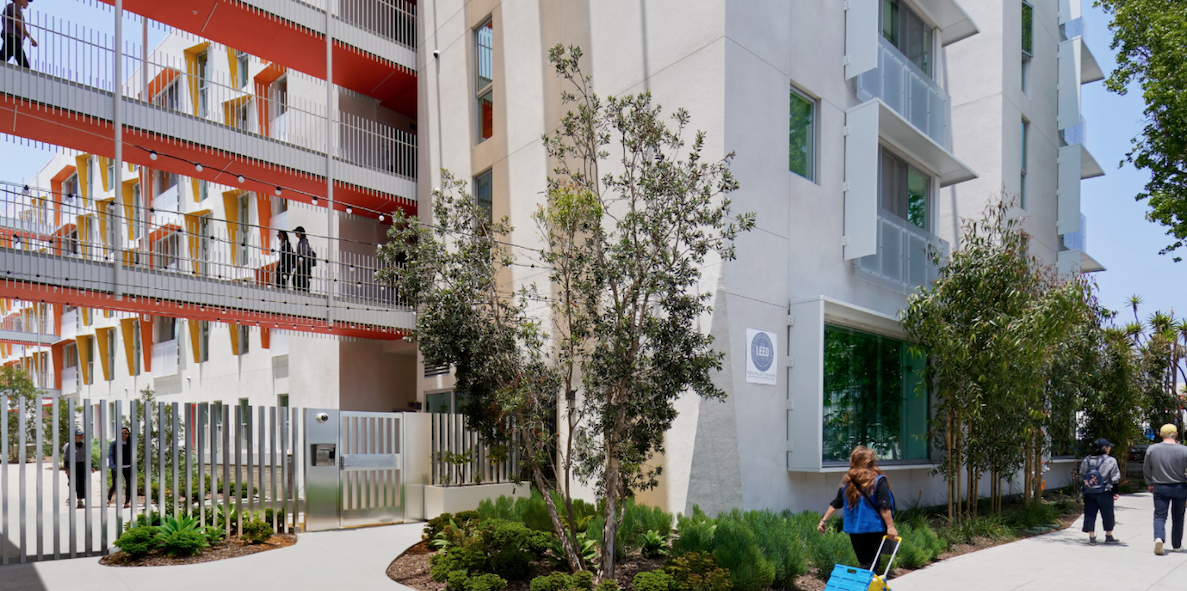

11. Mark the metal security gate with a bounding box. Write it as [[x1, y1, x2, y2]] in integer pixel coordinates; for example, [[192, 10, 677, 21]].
[[303, 409, 405, 531]]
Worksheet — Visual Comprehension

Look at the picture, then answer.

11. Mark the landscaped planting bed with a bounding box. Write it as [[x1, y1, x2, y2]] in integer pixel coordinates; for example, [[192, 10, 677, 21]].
[[103, 507, 295, 566], [387, 490, 1084, 591]]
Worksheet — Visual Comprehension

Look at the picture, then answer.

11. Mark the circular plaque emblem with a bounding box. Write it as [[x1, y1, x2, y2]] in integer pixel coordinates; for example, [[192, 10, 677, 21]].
[[750, 332, 774, 372]]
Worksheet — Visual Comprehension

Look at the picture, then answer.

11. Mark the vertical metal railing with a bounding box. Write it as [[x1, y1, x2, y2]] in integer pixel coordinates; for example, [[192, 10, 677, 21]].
[[429, 413, 517, 486], [0, 396, 306, 562]]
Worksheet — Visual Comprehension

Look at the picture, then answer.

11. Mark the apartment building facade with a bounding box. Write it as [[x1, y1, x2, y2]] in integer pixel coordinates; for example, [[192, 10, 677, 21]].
[[416, 0, 1104, 515]]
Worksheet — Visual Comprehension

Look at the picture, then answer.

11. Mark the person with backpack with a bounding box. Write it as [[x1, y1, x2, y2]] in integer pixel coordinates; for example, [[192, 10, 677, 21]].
[[1081, 437, 1121, 545], [1144, 424, 1187, 555], [817, 446, 898, 571]]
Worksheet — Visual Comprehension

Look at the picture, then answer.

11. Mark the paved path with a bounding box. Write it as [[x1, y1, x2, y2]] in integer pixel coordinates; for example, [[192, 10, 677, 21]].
[[0, 520, 422, 591], [893, 492, 1183, 591]]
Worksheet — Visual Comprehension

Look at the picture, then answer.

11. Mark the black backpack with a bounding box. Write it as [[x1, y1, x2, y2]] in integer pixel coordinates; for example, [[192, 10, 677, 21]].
[[1082, 456, 1109, 494]]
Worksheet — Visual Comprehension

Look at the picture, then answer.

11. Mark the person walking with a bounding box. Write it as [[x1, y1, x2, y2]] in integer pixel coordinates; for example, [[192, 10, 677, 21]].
[[817, 446, 898, 571], [60, 427, 87, 508], [1, 0, 36, 68], [292, 226, 317, 292], [1144, 423, 1187, 555], [107, 426, 133, 507], [275, 229, 295, 288], [1081, 437, 1121, 545]]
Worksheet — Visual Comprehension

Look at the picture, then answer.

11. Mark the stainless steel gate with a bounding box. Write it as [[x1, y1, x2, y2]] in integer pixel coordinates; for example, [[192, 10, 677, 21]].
[[303, 409, 404, 531]]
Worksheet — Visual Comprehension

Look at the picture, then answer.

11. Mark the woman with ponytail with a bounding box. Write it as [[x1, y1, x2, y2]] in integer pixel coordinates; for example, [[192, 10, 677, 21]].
[[817, 446, 898, 570]]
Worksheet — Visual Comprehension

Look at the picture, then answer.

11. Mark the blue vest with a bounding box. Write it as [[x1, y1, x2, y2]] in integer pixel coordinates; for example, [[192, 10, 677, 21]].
[[842, 475, 894, 534]]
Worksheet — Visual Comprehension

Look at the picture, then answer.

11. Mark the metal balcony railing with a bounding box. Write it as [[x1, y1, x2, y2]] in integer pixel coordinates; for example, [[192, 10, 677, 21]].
[[0, 186, 410, 328], [856, 35, 951, 149], [855, 211, 948, 294], [1062, 214, 1088, 251], [5, 16, 416, 188], [334, 0, 416, 51], [1061, 116, 1087, 148]]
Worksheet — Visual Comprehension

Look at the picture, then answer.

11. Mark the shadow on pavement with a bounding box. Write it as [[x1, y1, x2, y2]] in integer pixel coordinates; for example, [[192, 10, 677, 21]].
[[0, 534, 49, 591]]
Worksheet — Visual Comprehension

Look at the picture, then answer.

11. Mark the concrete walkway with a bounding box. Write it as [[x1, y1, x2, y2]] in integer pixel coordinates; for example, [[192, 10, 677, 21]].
[[0, 520, 423, 591], [893, 492, 1184, 591]]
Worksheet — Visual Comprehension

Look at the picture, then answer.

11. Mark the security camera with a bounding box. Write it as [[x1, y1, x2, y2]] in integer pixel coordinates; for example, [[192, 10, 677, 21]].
[[432, 49, 440, 59], [316, 412, 330, 423]]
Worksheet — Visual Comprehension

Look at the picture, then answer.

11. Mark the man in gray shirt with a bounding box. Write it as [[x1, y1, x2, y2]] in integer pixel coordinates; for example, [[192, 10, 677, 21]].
[[1144, 423, 1187, 555]]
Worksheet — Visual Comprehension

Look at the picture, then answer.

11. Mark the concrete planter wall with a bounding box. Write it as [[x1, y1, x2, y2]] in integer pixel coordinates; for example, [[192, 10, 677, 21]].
[[424, 483, 529, 518]]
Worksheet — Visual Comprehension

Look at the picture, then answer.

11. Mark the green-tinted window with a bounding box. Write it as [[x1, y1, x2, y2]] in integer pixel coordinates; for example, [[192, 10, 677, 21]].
[[907, 168, 928, 229], [822, 325, 928, 462], [883, 0, 932, 76], [474, 169, 493, 222], [1021, 2, 1034, 56], [880, 148, 930, 231], [789, 87, 815, 181], [426, 391, 452, 414], [882, 0, 899, 46]]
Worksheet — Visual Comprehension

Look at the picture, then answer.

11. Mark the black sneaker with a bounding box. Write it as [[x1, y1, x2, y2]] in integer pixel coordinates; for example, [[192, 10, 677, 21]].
[[1105, 535, 1119, 544], [1089, 536, 1097, 545]]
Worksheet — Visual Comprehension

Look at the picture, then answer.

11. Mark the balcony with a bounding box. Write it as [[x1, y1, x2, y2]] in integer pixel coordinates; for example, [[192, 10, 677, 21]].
[[856, 36, 949, 148], [854, 212, 948, 294], [0, 17, 416, 216], [61, 366, 78, 396], [0, 307, 57, 346], [0, 187, 413, 338]]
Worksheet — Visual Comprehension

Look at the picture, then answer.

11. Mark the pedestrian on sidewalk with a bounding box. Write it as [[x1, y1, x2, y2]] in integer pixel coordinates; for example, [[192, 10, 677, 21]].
[[60, 427, 87, 508], [817, 446, 898, 571], [1143, 423, 1187, 555], [1081, 437, 1121, 545], [1, 0, 36, 68], [107, 427, 133, 507]]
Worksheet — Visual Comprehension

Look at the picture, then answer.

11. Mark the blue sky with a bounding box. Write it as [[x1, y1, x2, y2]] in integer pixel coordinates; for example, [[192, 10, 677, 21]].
[[0, 2, 1179, 321]]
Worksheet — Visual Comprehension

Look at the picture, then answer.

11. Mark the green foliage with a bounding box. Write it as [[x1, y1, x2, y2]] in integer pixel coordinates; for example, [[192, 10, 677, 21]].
[[670, 507, 808, 591], [160, 530, 208, 557], [547, 532, 598, 568], [640, 530, 669, 558], [530, 571, 594, 591], [242, 519, 274, 545], [633, 571, 676, 591], [615, 501, 674, 556], [202, 525, 225, 545], [114, 525, 160, 558], [896, 524, 946, 570], [670, 506, 716, 556], [709, 516, 775, 591], [663, 552, 732, 591], [936, 515, 1012, 546], [158, 514, 202, 538], [1096, 0, 1187, 260], [595, 581, 619, 591], [803, 527, 857, 581], [448, 572, 509, 591]]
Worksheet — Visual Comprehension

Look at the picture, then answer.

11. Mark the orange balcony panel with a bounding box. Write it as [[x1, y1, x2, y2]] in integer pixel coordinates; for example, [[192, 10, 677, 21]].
[[97, 0, 416, 117], [0, 95, 412, 220]]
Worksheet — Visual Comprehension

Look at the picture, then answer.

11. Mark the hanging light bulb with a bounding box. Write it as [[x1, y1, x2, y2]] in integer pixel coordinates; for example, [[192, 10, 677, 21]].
[[378, 214, 385, 222], [149, 151, 158, 161], [346, 206, 353, 215], [312, 197, 319, 205], [274, 187, 282, 196], [195, 163, 203, 173], [237, 175, 245, 184]]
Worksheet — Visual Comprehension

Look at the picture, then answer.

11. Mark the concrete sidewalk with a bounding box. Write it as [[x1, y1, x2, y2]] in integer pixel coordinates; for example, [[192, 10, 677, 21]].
[[0, 520, 422, 591], [893, 492, 1185, 591]]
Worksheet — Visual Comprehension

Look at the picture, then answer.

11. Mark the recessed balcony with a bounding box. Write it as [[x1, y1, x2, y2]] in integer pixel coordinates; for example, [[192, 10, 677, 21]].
[[856, 36, 950, 149], [855, 211, 948, 294]]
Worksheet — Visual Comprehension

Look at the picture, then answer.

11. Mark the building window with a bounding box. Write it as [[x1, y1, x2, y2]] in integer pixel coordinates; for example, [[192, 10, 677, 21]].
[[154, 79, 180, 111], [155, 317, 177, 343], [154, 169, 177, 195], [132, 320, 142, 376], [64, 343, 77, 368], [107, 159, 115, 190], [132, 183, 143, 240], [475, 19, 494, 143], [238, 194, 251, 266], [198, 179, 209, 202], [879, 148, 930, 231], [882, 0, 932, 76], [1020, 119, 1029, 209], [238, 324, 250, 355], [153, 231, 181, 269], [106, 329, 116, 381], [236, 51, 249, 90], [789, 86, 816, 181], [238, 398, 249, 424], [822, 325, 928, 462], [86, 159, 94, 200], [197, 51, 209, 117], [473, 169, 493, 222], [85, 337, 95, 385], [1021, 2, 1034, 56], [278, 394, 289, 408]]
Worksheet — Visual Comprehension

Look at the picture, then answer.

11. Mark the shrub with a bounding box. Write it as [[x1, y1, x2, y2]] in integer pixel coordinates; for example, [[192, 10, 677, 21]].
[[937, 514, 1012, 546], [640, 529, 669, 558], [634, 571, 676, 591], [618, 501, 674, 554], [1004, 502, 1059, 531], [489, 548, 534, 581], [114, 525, 160, 558], [804, 529, 857, 580], [160, 530, 208, 557], [530, 571, 594, 591], [595, 581, 620, 591], [740, 510, 805, 588], [710, 516, 775, 591], [671, 506, 716, 556], [480, 519, 553, 555], [431, 546, 489, 582], [242, 519, 274, 544], [202, 525, 225, 545], [663, 552, 732, 591], [896, 524, 947, 570], [448, 571, 509, 591]]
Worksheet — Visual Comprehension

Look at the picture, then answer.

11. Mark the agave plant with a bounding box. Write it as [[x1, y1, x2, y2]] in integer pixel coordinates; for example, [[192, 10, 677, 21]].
[[639, 529, 669, 558]]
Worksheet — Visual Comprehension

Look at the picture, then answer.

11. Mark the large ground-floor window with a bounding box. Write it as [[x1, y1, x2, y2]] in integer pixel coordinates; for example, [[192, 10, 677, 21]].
[[822, 325, 928, 462]]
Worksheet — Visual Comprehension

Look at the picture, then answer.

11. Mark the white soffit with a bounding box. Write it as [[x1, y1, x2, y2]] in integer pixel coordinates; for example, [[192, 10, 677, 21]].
[[875, 100, 978, 187], [914, 0, 980, 46], [1080, 250, 1106, 273], [1081, 40, 1105, 84], [1080, 144, 1105, 179]]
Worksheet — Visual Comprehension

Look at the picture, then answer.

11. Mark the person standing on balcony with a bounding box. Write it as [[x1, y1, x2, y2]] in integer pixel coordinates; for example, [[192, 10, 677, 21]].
[[1, 0, 36, 68], [107, 427, 133, 508], [293, 226, 316, 292], [276, 230, 295, 288]]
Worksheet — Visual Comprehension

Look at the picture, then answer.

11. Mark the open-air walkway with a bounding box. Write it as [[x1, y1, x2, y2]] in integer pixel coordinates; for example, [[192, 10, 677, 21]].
[[894, 491, 1183, 591]]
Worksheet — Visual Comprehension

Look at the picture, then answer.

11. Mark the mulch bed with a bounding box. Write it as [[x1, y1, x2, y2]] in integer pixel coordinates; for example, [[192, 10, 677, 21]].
[[100, 534, 297, 567], [389, 502, 1085, 591]]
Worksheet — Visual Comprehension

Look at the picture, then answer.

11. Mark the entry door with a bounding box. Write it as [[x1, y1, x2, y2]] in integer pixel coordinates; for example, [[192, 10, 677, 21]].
[[339, 412, 403, 527]]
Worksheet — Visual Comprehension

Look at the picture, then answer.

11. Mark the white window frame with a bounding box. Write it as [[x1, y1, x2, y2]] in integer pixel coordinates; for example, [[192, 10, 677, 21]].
[[789, 85, 817, 182], [474, 18, 494, 144]]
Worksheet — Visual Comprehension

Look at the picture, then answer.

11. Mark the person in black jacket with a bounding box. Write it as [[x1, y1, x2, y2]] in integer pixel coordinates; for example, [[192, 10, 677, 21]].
[[1081, 437, 1121, 545], [275, 230, 295, 289], [107, 427, 133, 507], [60, 427, 87, 508], [292, 226, 317, 292]]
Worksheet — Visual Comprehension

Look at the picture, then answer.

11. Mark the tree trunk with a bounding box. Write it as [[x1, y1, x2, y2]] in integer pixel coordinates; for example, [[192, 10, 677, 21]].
[[534, 467, 584, 572], [601, 450, 621, 578]]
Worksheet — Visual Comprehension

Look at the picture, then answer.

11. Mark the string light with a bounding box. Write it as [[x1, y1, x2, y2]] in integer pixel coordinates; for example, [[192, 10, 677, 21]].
[[312, 197, 318, 205], [237, 175, 245, 184], [194, 163, 203, 173], [149, 151, 158, 160], [346, 206, 352, 215], [274, 187, 282, 196]]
